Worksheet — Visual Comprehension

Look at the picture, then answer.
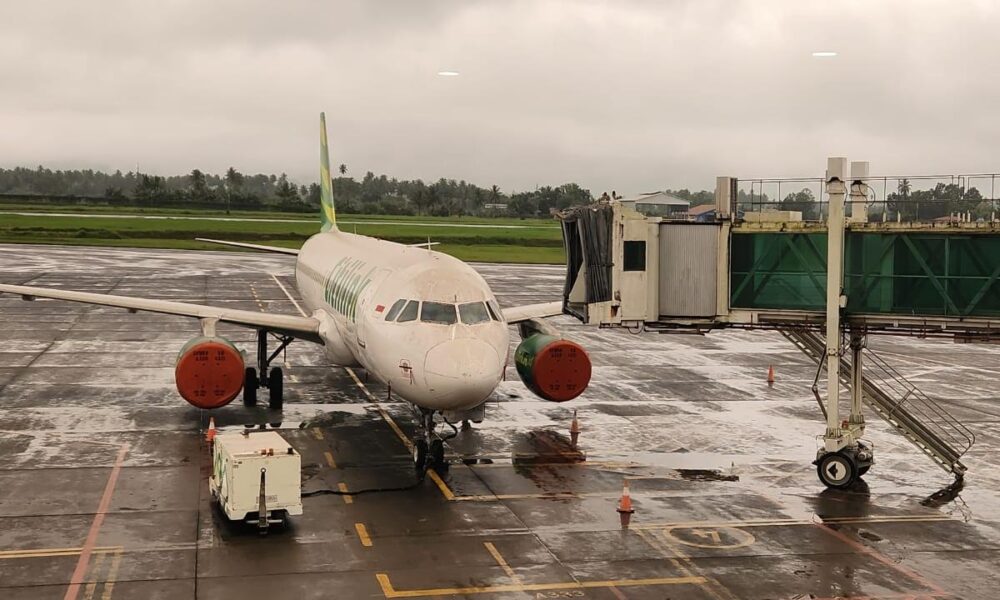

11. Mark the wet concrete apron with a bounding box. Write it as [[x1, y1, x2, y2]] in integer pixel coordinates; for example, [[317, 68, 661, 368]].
[[1, 244, 999, 599]]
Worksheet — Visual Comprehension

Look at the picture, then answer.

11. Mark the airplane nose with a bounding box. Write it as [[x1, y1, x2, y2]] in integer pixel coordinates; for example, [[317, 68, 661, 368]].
[[424, 339, 502, 408]]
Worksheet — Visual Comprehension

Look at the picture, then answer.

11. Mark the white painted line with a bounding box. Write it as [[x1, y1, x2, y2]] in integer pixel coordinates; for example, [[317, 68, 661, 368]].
[[270, 274, 307, 317]]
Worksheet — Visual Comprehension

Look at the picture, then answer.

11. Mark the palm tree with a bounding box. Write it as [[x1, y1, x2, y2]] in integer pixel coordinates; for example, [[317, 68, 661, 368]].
[[897, 178, 911, 198], [338, 163, 347, 176]]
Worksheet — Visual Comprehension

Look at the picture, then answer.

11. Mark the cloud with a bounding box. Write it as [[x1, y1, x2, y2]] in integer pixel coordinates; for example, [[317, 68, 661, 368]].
[[1, 0, 999, 196]]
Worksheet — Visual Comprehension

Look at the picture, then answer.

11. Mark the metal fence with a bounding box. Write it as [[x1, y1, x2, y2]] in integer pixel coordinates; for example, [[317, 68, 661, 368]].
[[734, 173, 1000, 224]]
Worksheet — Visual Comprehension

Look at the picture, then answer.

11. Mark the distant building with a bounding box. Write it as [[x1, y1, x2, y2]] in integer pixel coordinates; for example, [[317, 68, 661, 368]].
[[483, 203, 508, 210], [621, 191, 689, 217], [686, 203, 717, 222]]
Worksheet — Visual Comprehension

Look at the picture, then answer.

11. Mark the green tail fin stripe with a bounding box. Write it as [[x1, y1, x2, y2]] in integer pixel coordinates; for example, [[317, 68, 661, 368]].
[[319, 112, 337, 232]]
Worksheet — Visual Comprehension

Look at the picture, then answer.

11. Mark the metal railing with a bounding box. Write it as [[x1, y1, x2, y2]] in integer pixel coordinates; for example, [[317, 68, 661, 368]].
[[734, 173, 1000, 224], [781, 328, 974, 477]]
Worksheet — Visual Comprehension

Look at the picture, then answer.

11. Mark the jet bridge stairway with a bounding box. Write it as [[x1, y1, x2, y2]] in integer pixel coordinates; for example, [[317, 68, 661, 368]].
[[780, 329, 975, 479]]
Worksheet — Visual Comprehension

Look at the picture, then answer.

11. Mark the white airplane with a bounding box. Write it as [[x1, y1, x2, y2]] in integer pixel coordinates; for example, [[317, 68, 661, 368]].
[[0, 114, 591, 472]]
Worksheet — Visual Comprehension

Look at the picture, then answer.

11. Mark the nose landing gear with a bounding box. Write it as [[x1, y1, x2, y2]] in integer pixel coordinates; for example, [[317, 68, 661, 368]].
[[413, 409, 448, 478]]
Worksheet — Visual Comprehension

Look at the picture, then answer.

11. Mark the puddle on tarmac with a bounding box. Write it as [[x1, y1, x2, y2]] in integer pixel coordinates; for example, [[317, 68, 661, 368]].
[[675, 468, 739, 482]]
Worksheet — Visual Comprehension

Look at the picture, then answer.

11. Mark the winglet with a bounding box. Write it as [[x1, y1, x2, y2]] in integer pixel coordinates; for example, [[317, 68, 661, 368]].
[[319, 112, 338, 232]]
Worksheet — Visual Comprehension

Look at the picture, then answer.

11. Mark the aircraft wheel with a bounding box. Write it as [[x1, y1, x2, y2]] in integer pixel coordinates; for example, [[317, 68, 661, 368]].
[[817, 452, 856, 489], [430, 439, 445, 468], [268, 367, 283, 410], [244, 368, 258, 407], [414, 440, 429, 475]]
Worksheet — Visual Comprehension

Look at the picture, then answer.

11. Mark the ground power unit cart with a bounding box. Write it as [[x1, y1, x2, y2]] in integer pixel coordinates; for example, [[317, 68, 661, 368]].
[[209, 430, 303, 532]]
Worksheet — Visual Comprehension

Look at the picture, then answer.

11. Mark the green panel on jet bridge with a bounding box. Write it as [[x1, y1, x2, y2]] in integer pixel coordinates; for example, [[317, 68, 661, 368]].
[[845, 232, 1000, 317], [730, 232, 828, 311], [730, 231, 1000, 317]]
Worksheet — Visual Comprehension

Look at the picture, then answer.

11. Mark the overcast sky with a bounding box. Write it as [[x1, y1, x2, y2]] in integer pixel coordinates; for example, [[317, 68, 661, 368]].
[[1, 0, 997, 196]]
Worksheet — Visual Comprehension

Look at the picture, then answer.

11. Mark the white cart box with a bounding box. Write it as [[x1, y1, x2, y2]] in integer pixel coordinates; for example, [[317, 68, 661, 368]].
[[209, 430, 303, 524]]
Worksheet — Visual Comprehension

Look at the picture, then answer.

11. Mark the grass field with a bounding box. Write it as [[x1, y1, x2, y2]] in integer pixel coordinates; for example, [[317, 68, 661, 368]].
[[0, 205, 565, 264]]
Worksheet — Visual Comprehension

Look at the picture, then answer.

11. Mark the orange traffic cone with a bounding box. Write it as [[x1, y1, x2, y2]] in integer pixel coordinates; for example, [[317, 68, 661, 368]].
[[767, 365, 775, 387], [206, 417, 217, 444], [570, 410, 581, 449], [616, 479, 635, 528]]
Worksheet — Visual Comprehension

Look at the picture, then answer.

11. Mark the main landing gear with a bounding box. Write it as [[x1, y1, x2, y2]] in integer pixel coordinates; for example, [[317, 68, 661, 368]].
[[243, 329, 292, 411], [413, 409, 447, 478]]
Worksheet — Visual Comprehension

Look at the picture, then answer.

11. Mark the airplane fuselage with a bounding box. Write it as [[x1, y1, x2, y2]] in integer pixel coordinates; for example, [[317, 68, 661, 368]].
[[294, 231, 509, 411]]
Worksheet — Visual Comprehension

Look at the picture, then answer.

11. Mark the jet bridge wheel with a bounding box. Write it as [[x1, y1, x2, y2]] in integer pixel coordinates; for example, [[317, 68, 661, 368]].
[[817, 451, 857, 489], [243, 368, 258, 407], [268, 367, 283, 410]]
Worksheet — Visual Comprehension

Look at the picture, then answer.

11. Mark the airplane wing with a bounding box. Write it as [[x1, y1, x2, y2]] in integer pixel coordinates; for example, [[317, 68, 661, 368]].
[[501, 301, 563, 324], [0, 283, 323, 343], [196, 238, 299, 255]]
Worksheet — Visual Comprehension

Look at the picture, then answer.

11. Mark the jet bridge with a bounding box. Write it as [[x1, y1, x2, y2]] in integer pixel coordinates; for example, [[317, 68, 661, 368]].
[[558, 157, 996, 488]]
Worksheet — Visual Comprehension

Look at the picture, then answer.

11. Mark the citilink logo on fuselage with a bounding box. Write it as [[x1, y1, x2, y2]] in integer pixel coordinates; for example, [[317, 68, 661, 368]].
[[323, 257, 375, 322]]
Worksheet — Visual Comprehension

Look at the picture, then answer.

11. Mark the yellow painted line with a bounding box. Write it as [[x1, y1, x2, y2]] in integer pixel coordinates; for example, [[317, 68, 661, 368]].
[[270, 274, 307, 317], [636, 529, 737, 600], [346, 367, 379, 401], [338, 482, 353, 504], [324, 451, 337, 469], [355, 523, 373, 547], [483, 542, 521, 585], [426, 470, 456, 501], [633, 514, 954, 531], [101, 549, 123, 600], [0, 546, 122, 560], [453, 492, 587, 502], [375, 572, 705, 598], [468, 460, 634, 469], [82, 550, 106, 600], [311, 428, 325, 441], [344, 368, 459, 503], [372, 403, 414, 452]]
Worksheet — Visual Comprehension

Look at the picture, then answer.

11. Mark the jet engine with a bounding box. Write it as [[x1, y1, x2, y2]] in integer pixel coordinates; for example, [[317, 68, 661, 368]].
[[514, 329, 591, 402], [174, 336, 245, 409]]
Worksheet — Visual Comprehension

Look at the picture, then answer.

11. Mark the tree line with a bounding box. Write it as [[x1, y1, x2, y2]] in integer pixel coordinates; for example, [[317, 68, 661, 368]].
[[0, 165, 593, 218]]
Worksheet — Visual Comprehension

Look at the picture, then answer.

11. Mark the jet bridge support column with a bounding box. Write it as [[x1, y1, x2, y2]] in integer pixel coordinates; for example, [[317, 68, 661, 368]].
[[823, 157, 847, 445], [815, 157, 873, 489]]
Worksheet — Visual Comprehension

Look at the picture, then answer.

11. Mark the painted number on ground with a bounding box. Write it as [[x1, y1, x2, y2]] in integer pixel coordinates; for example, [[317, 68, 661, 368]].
[[665, 526, 756, 549]]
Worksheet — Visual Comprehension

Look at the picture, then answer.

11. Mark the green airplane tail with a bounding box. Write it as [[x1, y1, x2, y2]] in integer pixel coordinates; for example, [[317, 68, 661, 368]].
[[319, 112, 337, 232]]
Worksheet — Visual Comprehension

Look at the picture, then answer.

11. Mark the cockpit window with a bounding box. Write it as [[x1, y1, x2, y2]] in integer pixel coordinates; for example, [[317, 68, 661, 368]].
[[420, 301, 457, 325], [397, 300, 419, 323], [385, 299, 407, 321], [486, 300, 502, 321], [459, 302, 490, 325]]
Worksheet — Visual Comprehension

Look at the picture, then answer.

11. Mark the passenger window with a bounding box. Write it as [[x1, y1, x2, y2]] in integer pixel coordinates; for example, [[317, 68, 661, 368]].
[[459, 302, 490, 325], [421, 301, 457, 325], [397, 300, 419, 323], [486, 300, 502, 321], [385, 299, 407, 321]]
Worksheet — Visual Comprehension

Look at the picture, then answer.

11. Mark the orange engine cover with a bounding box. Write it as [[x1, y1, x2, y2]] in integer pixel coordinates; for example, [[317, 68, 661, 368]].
[[174, 337, 245, 409], [514, 334, 592, 402]]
